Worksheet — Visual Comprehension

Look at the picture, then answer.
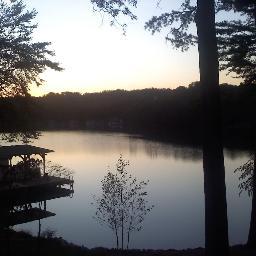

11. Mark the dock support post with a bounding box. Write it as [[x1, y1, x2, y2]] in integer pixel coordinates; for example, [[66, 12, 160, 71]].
[[43, 154, 46, 176]]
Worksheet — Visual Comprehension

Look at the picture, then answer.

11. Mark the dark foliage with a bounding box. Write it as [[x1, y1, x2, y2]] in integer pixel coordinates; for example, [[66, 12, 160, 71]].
[[235, 159, 254, 196], [218, 0, 256, 19], [0, 229, 255, 256], [0, 84, 255, 147], [91, 0, 137, 33], [217, 20, 256, 85], [145, 1, 197, 51], [216, 0, 256, 85], [0, 0, 62, 97]]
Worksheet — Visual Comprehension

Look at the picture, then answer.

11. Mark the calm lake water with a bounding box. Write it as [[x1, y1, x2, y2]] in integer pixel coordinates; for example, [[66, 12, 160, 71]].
[[10, 131, 252, 249]]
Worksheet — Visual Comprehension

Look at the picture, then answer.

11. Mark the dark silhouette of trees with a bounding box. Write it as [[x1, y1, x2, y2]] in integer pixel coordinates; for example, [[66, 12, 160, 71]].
[[217, 2, 256, 247], [219, 0, 256, 19], [93, 156, 153, 250], [234, 117, 256, 248], [217, 20, 255, 85], [90, 1, 229, 254], [216, 1, 256, 85], [235, 150, 256, 247], [145, 1, 256, 87], [0, 0, 62, 97], [248, 148, 256, 248], [0, 85, 255, 146], [235, 159, 255, 196], [0, 0, 62, 143]]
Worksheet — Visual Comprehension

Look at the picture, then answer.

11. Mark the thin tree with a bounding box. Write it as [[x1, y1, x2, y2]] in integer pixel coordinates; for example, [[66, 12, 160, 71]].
[[93, 171, 122, 249], [90, 1, 229, 255], [125, 177, 153, 249], [93, 156, 153, 250], [115, 156, 154, 249]]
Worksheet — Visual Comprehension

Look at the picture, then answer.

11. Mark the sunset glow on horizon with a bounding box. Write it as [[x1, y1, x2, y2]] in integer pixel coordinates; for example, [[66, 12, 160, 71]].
[[25, 0, 239, 97]]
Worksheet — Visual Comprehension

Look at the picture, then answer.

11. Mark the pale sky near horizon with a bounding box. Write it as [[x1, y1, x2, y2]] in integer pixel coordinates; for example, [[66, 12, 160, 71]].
[[23, 0, 239, 96]]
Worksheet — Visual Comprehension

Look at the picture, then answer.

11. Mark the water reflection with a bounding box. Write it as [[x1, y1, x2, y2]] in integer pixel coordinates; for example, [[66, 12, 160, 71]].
[[31, 131, 204, 161], [0, 186, 74, 255], [0, 131, 252, 249], [224, 149, 251, 160], [0, 187, 73, 228], [0, 144, 74, 254]]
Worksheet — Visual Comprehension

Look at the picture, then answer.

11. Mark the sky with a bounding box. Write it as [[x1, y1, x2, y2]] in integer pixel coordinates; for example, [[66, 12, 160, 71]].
[[23, 0, 239, 96]]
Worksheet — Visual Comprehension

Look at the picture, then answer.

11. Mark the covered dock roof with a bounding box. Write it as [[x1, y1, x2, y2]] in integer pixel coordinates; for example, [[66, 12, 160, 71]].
[[0, 145, 54, 159]]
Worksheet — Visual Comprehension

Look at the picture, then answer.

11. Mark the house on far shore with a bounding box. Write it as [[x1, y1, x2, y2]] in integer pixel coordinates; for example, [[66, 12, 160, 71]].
[[0, 145, 73, 193]]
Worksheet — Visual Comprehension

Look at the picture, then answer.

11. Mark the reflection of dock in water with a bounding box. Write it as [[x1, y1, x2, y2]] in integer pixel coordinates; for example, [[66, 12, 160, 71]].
[[0, 145, 74, 229], [0, 187, 73, 206], [0, 176, 74, 195], [0, 187, 74, 228], [5, 208, 55, 227]]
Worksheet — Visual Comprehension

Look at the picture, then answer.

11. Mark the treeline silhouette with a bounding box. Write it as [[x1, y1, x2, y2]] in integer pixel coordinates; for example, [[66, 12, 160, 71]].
[[0, 83, 255, 148]]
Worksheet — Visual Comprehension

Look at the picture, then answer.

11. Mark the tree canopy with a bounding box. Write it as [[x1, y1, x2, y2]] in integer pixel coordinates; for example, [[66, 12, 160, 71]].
[[217, 1, 256, 85], [217, 19, 256, 85], [0, 0, 62, 97], [91, 0, 256, 86], [219, 0, 256, 19]]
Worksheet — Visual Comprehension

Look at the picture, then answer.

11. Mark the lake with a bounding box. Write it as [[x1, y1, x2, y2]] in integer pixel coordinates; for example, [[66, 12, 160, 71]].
[[10, 131, 252, 249]]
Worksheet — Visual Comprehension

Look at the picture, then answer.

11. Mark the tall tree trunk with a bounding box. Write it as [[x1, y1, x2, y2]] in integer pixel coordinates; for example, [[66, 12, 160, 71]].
[[247, 124, 256, 247], [127, 230, 130, 250], [121, 210, 124, 250], [115, 227, 119, 249], [121, 189, 124, 250], [196, 0, 229, 255], [37, 218, 41, 256]]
